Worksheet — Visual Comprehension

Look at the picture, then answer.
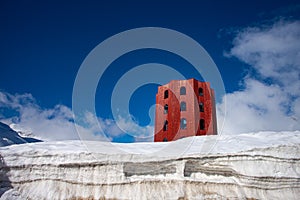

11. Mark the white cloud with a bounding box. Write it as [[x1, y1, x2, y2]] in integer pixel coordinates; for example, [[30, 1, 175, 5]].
[[115, 115, 154, 142], [75, 111, 154, 142], [218, 19, 300, 134], [0, 91, 153, 142], [0, 91, 97, 141]]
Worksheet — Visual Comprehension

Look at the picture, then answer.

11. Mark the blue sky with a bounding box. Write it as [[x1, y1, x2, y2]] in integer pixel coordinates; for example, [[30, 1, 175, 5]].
[[0, 0, 300, 142]]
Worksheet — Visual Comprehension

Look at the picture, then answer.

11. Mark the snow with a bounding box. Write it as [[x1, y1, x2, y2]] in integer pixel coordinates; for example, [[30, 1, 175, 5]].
[[9, 123, 39, 139], [1, 130, 299, 157], [0, 122, 42, 147], [0, 122, 28, 147], [0, 131, 300, 199]]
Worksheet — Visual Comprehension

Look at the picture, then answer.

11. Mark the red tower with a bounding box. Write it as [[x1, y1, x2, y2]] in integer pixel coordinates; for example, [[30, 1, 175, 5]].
[[154, 78, 217, 142]]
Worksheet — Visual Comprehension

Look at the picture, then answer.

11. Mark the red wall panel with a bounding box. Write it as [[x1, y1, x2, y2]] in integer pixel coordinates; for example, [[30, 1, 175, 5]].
[[154, 79, 217, 142]]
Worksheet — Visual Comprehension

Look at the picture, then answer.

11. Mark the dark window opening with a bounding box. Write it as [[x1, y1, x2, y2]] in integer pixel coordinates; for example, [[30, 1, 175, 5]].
[[180, 86, 186, 95], [163, 138, 168, 142], [164, 104, 168, 114], [180, 101, 186, 111], [180, 118, 187, 129], [164, 90, 169, 99], [163, 120, 168, 131], [199, 102, 204, 112], [199, 88, 203, 96], [200, 119, 205, 130]]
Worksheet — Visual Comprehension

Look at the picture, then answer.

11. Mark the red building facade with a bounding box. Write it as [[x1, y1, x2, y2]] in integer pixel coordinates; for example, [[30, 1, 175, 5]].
[[154, 79, 217, 142]]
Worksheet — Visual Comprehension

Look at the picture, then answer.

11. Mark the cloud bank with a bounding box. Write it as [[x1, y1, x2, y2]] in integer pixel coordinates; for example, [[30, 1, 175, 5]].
[[0, 91, 102, 141], [0, 91, 153, 142], [218, 19, 300, 134]]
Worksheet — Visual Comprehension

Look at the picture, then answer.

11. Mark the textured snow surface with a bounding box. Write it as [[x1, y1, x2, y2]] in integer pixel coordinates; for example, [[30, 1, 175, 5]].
[[0, 131, 300, 199]]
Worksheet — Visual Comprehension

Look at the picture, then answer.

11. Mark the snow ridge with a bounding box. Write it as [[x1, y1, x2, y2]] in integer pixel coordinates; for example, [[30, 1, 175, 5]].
[[0, 131, 300, 199]]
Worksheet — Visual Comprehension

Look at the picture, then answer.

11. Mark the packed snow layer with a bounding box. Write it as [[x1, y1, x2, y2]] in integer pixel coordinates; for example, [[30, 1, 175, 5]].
[[0, 131, 300, 199]]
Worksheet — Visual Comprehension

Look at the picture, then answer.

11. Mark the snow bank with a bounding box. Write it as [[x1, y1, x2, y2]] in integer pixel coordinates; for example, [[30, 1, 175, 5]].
[[0, 131, 300, 199]]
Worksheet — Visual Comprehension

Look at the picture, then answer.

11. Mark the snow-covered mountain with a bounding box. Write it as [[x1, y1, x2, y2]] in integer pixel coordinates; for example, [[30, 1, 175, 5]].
[[0, 131, 299, 199], [0, 122, 42, 147]]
